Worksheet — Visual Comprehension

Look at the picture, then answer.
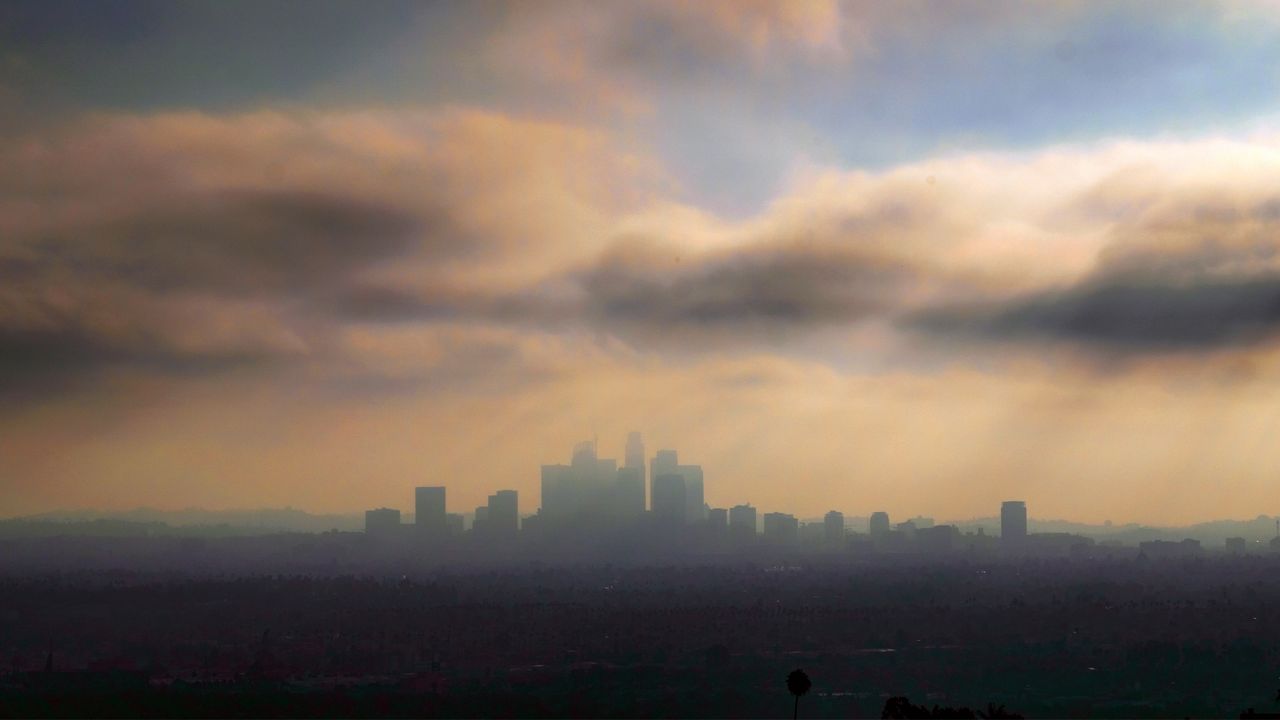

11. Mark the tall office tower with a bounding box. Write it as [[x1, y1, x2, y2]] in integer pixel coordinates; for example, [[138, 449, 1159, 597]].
[[651, 449, 678, 500], [365, 508, 402, 536], [869, 511, 891, 537], [543, 440, 621, 526], [651, 473, 687, 524], [824, 511, 845, 545], [572, 439, 597, 467], [708, 507, 728, 532], [625, 432, 645, 472], [540, 464, 570, 517], [678, 464, 705, 523], [472, 506, 489, 533], [488, 490, 519, 534], [446, 513, 465, 535], [763, 513, 799, 545], [415, 486, 447, 535], [614, 466, 646, 517], [729, 504, 757, 543], [1001, 501, 1028, 548]]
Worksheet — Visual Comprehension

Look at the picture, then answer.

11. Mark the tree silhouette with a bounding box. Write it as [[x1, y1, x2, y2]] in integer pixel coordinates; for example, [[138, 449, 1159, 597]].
[[787, 669, 811, 720], [978, 702, 1024, 719]]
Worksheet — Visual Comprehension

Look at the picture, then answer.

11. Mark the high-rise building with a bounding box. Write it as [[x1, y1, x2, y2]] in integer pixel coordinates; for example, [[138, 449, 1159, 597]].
[[651, 473, 687, 524], [472, 505, 490, 533], [614, 466, 646, 517], [1001, 501, 1027, 548], [488, 490, 519, 534], [707, 508, 728, 532], [365, 508, 401, 536], [625, 432, 645, 472], [543, 440, 620, 526], [446, 513, 465, 535], [823, 511, 845, 545], [763, 513, 799, 545], [678, 464, 704, 523], [869, 511, 890, 537], [415, 487, 447, 535], [651, 449, 678, 506], [729, 504, 757, 543], [540, 464, 571, 517]]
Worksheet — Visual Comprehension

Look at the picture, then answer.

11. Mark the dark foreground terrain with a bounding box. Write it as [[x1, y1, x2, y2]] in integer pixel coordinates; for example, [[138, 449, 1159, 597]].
[[3, 552, 1280, 717]]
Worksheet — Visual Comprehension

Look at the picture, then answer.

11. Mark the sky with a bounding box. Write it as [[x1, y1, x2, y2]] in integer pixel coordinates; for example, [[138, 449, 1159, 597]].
[[4, 0, 1280, 524]]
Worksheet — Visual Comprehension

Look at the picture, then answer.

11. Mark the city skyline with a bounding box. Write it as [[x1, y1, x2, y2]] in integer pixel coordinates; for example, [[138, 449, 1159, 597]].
[[351, 432, 1273, 560], [7, 2, 1280, 525], [8, 426, 1280, 531], [367, 432, 1045, 531]]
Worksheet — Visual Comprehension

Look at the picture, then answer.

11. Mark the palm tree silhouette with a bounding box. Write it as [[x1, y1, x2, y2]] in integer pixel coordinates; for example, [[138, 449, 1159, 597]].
[[787, 669, 811, 720]]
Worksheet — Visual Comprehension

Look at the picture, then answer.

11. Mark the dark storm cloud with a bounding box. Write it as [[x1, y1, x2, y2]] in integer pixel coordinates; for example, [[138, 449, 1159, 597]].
[[910, 193, 1280, 354], [578, 243, 915, 332], [0, 318, 284, 401], [0, 187, 422, 397], [331, 238, 931, 348], [911, 273, 1280, 352], [34, 189, 420, 294]]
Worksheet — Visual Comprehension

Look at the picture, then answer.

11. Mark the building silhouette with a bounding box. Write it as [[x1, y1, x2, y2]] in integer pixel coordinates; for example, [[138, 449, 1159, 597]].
[[869, 511, 890, 538], [364, 508, 401, 536], [708, 507, 728, 533], [823, 511, 845, 546], [625, 432, 645, 473], [1001, 501, 1027, 549], [762, 512, 799, 546], [487, 490, 519, 535], [896, 519, 918, 539], [446, 513, 464, 535], [650, 449, 678, 506], [541, 440, 617, 525], [678, 464, 705, 523], [729, 504, 757, 544], [614, 466, 646, 517], [415, 487, 447, 536], [919, 524, 959, 554], [651, 473, 687, 525]]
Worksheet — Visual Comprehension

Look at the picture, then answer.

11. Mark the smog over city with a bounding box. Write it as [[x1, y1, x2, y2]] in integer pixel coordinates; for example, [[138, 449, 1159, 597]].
[[4, 2, 1280, 718]]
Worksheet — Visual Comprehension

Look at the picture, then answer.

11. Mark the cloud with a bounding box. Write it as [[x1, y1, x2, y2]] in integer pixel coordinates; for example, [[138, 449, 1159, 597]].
[[913, 273, 1280, 353], [0, 288, 306, 400], [489, 0, 848, 115], [562, 238, 925, 345], [31, 189, 420, 294], [13, 101, 1280, 410], [0, 107, 662, 397], [326, 190, 963, 348], [908, 160, 1280, 355], [313, 126, 1280, 363]]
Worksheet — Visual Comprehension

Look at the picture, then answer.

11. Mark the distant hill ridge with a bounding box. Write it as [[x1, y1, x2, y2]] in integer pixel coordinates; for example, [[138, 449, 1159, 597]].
[[803, 513, 1280, 546], [1, 507, 363, 536]]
